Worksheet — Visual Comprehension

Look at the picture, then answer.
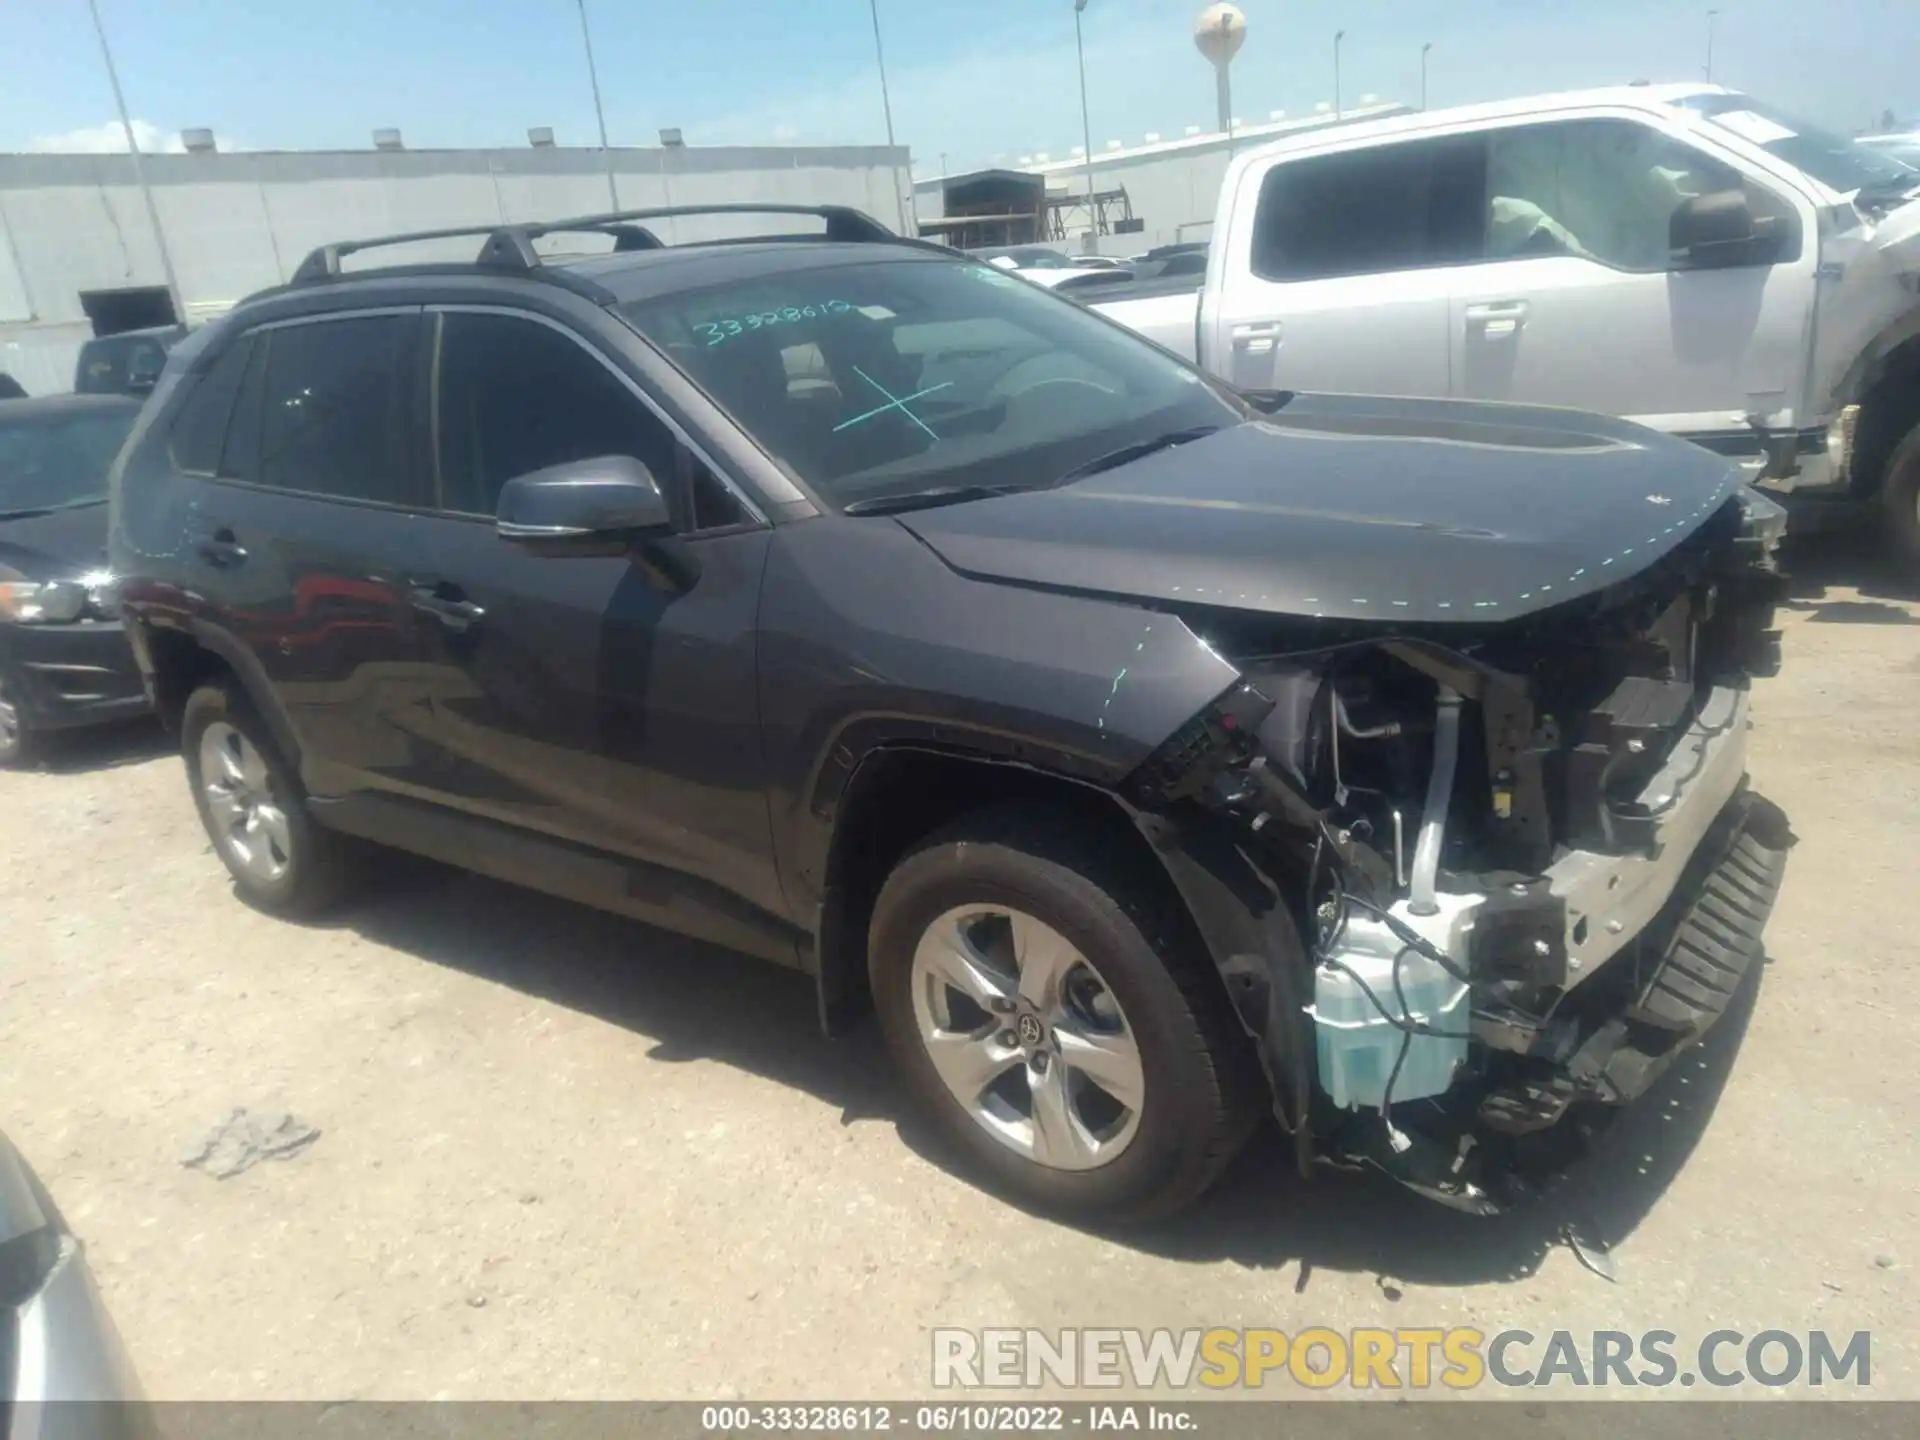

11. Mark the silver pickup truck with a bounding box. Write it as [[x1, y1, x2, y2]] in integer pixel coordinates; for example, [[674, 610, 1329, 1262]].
[[1088, 82, 1920, 566]]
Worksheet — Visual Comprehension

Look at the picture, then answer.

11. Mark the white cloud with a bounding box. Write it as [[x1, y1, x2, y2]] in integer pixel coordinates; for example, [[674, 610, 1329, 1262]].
[[25, 119, 241, 155]]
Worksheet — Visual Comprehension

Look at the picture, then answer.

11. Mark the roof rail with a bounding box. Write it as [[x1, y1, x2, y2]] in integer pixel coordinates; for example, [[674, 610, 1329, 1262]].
[[288, 204, 903, 287]]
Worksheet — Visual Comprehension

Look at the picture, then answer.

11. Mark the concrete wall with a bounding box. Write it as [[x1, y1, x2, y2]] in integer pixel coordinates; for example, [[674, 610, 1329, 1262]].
[[0, 143, 910, 395]]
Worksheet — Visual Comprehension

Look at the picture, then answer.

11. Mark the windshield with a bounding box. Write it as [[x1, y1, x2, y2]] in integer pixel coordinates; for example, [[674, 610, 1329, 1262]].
[[619, 256, 1241, 510], [0, 407, 138, 516], [1679, 93, 1917, 195]]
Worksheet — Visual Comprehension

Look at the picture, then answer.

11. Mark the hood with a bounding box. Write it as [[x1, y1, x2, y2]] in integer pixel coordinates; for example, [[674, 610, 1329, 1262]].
[[895, 394, 1746, 624], [0, 501, 111, 582]]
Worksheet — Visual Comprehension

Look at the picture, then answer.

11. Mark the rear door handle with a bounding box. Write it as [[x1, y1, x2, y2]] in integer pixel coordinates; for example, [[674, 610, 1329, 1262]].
[[1231, 320, 1282, 356], [1464, 300, 1530, 337], [194, 527, 248, 567], [408, 580, 486, 632]]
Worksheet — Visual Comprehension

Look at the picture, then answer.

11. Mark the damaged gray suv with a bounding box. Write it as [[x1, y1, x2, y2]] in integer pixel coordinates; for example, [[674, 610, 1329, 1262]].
[[110, 205, 1790, 1219]]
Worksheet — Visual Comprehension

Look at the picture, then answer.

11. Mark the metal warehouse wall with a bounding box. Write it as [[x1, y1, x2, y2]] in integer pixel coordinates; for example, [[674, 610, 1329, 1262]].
[[0, 143, 909, 395]]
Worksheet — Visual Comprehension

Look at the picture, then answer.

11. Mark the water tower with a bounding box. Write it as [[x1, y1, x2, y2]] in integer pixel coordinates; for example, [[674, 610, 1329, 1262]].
[[1193, 3, 1247, 137]]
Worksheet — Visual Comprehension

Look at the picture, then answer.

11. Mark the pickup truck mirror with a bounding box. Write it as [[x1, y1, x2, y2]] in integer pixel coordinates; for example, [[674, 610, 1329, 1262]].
[[1670, 190, 1777, 270], [495, 455, 674, 549]]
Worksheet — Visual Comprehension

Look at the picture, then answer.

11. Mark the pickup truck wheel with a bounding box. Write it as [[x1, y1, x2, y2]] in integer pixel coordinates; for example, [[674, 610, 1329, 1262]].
[[182, 682, 352, 917], [1882, 422, 1920, 570], [869, 806, 1260, 1222]]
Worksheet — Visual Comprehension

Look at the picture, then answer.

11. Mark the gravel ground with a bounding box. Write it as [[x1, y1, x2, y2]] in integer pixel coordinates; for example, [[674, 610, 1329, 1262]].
[[3, 542, 1916, 1402]]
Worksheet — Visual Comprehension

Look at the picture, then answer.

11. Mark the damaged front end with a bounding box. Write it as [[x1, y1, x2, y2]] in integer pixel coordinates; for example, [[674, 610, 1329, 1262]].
[[1126, 489, 1794, 1213]]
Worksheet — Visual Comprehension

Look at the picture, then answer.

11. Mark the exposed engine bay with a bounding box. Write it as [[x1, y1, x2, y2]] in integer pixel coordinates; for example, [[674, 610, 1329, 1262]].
[[1125, 488, 1794, 1213]]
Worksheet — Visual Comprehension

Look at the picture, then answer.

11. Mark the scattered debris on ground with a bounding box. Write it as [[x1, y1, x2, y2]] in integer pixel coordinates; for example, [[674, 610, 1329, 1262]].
[[180, 1107, 321, 1179]]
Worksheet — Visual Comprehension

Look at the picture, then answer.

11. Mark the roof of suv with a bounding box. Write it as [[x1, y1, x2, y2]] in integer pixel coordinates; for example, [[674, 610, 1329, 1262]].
[[562, 239, 950, 304], [223, 206, 960, 319]]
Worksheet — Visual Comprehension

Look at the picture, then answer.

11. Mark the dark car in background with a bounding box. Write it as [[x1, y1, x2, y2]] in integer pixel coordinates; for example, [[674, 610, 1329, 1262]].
[[0, 394, 149, 766], [72, 326, 188, 399]]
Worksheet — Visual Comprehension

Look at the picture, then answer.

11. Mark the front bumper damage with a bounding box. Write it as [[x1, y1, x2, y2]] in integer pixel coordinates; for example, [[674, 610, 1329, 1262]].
[[1128, 497, 1792, 1213]]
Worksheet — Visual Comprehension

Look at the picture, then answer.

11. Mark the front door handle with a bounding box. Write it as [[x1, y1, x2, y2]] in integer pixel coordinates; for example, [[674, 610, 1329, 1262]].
[[195, 527, 248, 568], [1231, 320, 1282, 356], [1464, 300, 1530, 338], [408, 580, 486, 632]]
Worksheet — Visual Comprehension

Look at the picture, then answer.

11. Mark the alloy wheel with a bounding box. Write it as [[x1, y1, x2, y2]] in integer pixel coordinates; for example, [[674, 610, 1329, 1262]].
[[198, 722, 293, 885], [909, 904, 1145, 1171]]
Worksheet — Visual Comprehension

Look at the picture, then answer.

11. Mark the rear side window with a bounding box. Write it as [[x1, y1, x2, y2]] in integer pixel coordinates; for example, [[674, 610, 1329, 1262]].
[[1250, 136, 1487, 282], [251, 315, 421, 506], [167, 337, 253, 476]]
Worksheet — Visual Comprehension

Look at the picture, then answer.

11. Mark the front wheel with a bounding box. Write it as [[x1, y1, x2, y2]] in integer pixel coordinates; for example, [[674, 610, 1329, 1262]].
[[869, 806, 1260, 1222], [1881, 421, 1920, 572]]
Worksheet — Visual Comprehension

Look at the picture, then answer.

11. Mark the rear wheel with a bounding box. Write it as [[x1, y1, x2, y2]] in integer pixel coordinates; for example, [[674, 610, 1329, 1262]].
[[1881, 420, 1920, 571], [182, 682, 353, 916], [0, 672, 39, 769], [869, 806, 1260, 1222]]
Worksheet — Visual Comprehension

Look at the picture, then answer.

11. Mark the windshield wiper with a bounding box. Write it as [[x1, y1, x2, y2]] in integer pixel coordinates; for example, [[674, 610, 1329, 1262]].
[[1053, 425, 1225, 484], [842, 484, 1029, 517]]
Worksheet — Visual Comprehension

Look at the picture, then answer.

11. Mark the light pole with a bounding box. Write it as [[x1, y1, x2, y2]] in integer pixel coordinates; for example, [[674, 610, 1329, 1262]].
[[573, 0, 621, 211], [1334, 30, 1345, 118], [1074, 0, 1098, 253], [1420, 41, 1432, 110], [85, 0, 183, 326], [868, 0, 910, 232], [1704, 8, 1719, 82]]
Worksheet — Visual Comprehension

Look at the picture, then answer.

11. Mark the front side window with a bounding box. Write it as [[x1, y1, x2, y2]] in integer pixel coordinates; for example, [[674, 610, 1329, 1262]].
[[1484, 119, 1796, 271], [433, 311, 707, 520], [0, 406, 138, 517], [1250, 135, 1486, 283], [253, 315, 418, 505], [619, 257, 1243, 511]]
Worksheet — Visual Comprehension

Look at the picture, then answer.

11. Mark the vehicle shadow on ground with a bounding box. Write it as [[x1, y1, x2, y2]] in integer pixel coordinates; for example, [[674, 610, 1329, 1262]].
[[1781, 534, 1920, 624], [334, 859, 1763, 1290], [34, 717, 173, 774]]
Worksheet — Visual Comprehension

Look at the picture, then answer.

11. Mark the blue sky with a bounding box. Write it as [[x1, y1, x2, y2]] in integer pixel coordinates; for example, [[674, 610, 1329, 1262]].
[[1, 0, 1912, 172]]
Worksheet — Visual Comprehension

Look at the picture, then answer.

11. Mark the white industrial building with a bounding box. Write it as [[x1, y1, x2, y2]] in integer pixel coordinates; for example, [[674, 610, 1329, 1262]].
[[0, 136, 910, 395], [912, 103, 1412, 255]]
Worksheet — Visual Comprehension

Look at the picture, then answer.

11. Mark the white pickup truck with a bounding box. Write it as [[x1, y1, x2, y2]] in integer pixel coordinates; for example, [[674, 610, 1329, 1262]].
[[1088, 82, 1920, 564]]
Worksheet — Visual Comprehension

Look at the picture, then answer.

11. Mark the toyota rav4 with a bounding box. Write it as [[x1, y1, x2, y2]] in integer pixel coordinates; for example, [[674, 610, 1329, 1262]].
[[109, 205, 1792, 1219]]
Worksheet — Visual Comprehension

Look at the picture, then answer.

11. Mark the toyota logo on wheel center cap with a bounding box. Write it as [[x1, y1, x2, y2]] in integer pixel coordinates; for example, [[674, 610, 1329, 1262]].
[[1015, 1013, 1045, 1048]]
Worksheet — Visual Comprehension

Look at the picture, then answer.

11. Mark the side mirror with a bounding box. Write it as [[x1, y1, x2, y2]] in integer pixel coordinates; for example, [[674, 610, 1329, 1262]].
[[495, 455, 673, 547], [1670, 190, 1768, 270]]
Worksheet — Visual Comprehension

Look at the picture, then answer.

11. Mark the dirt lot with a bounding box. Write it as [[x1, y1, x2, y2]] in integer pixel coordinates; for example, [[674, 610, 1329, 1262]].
[[4, 542, 1918, 1402]]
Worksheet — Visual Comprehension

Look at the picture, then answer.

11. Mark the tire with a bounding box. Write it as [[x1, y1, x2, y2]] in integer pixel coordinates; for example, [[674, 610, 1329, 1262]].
[[869, 805, 1261, 1222], [0, 671, 41, 769], [1882, 420, 1920, 572], [181, 682, 352, 917]]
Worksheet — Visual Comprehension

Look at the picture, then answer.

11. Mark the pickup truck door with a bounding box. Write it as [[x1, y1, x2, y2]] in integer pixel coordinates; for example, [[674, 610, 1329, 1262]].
[[1202, 134, 1484, 397], [1450, 115, 1820, 441]]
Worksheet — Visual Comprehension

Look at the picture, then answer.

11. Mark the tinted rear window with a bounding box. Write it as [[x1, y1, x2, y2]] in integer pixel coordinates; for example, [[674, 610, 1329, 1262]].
[[251, 316, 421, 506]]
